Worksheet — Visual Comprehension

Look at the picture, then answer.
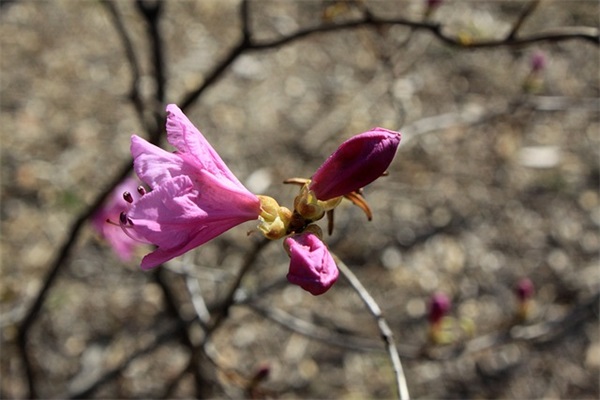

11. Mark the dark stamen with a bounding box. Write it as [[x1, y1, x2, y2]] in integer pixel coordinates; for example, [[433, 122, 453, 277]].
[[123, 191, 134, 203], [119, 211, 128, 225], [137, 186, 146, 196]]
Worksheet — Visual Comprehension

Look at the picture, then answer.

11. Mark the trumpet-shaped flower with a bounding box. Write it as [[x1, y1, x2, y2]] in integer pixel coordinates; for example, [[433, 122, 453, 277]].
[[125, 104, 261, 269], [309, 128, 401, 201], [284, 231, 338, 295], [91, 177, 144, 261]]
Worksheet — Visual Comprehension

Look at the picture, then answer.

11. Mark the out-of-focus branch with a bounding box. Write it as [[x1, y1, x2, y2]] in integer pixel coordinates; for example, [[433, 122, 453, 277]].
[[333, 253, 410, 400], [65, 322, 182, 399], [203, 238, 271, 337], [134, 0, 166, 137], [248, 16, 599, 50], [507, 0, 540, 40], [100, 1, 145, 129]]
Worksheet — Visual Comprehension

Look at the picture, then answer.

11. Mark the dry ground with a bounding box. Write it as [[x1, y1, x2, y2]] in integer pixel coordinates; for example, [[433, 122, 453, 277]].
[[1, 1, 599, 399]]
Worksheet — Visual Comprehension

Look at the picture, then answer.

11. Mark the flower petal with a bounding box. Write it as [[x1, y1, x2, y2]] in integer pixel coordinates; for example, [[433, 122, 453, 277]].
[[91, 177, 143, 261], [131, 135, 187, 189], [165, 104, 243, 185], [129, 174, 260, 270]]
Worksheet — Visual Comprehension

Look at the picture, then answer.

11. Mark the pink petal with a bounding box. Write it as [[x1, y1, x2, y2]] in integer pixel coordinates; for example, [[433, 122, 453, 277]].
[[131, 135, 188, 189], [129, 175, 260, 270], [285, 232, 339, 295], [165, 104, 244, 186], [309, 128, 401, 200], [91, 177, 143, 261]]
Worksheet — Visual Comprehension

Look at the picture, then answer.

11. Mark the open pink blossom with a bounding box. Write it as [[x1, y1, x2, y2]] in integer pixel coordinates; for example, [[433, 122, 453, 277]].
[[91, 177, 143, 261], [309, 128, 401, 201], [284, 232, 339, 295], [125, 104, 261, 269]]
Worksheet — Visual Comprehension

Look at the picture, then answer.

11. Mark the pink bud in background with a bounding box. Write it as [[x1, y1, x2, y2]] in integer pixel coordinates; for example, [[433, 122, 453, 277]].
[[424, 0, 444, 18], [516, 277, 535, 301], [309, 128, 401, 201], [515, 277, 535, 321], [427, 292, 451, 325], [284, 232, 339, 295], [426, 0, 443, 8], [530, 50, 547, 73]]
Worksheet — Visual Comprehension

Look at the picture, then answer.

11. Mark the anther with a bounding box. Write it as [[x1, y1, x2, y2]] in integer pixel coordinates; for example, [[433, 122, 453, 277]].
[[137, 186, 146, 196], [119, 211, 128, 225], [123, 191, 134, 203]]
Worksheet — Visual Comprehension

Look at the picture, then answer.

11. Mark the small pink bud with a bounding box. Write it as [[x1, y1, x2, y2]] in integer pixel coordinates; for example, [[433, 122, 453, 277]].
[[428, 292, 451, 324], [530, 51, 546, 73], [309, 128, 401, 201], [426, 0, 443, 8], [515, 278, 534, 301], [284, 232, 339, 295]]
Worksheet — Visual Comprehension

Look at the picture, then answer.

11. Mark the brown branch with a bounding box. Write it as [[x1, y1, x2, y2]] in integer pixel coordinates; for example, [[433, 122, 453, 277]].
[[248, 16, 599, 50], [507, 0, 541, 40]]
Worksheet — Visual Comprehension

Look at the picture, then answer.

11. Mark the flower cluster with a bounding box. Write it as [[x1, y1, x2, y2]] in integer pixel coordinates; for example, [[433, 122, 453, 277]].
[[108, 104, 400, 295]]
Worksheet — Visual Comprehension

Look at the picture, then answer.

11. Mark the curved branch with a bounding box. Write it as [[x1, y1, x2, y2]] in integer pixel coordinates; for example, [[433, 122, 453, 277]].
[[332, 253, 410, 400]]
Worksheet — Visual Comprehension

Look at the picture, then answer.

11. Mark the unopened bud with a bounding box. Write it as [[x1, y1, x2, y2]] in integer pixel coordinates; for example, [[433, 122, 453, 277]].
[[309, 128, 401, 201]]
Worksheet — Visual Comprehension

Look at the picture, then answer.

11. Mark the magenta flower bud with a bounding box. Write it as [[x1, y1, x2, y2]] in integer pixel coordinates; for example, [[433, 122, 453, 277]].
[[515, 278, 535, 301], [426, 0, 443, 8], [427, 292, 451, 324], [530, 50, 546, 73], [284, 232, 339, 295], [309, 128, 401, 201]]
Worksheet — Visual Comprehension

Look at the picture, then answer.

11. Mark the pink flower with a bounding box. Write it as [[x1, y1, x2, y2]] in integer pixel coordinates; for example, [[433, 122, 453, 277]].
[[125, 104, 261, 269], [309, 128, 401, 201], [91, 177, 143, 261], [284, 232, 339, 295]]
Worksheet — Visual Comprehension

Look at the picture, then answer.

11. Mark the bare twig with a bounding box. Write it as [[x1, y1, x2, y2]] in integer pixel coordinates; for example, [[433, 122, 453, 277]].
[[507, 0, 541, 40], [248, 16, 599, 50], [100, 1, 145, 128], [204, 238, 271, 337], [332, 253, 410, 400]]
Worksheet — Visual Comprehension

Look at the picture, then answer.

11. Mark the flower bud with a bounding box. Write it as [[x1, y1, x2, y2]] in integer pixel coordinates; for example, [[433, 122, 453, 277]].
[[515, 277, 535, 321], [309, 128, 401, 201], [428, 292, 451, 325], [284, 231, 338, 295]]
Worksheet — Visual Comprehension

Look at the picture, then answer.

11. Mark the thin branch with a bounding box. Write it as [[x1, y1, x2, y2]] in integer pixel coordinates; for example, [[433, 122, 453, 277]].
[[100, 1, 145, 128], [332, 253, 410, 400], [136, 0, 166, 105], [248, 16, 599, 51], [204, 238, 271, 337], [246, 301, 384, 353], [507, 0, 541, 40], [66, 322, 182, 399]]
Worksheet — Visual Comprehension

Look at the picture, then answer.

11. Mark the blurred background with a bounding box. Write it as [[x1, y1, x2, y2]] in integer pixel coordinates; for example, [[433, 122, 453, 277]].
[[1, 1, 599, 398]]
